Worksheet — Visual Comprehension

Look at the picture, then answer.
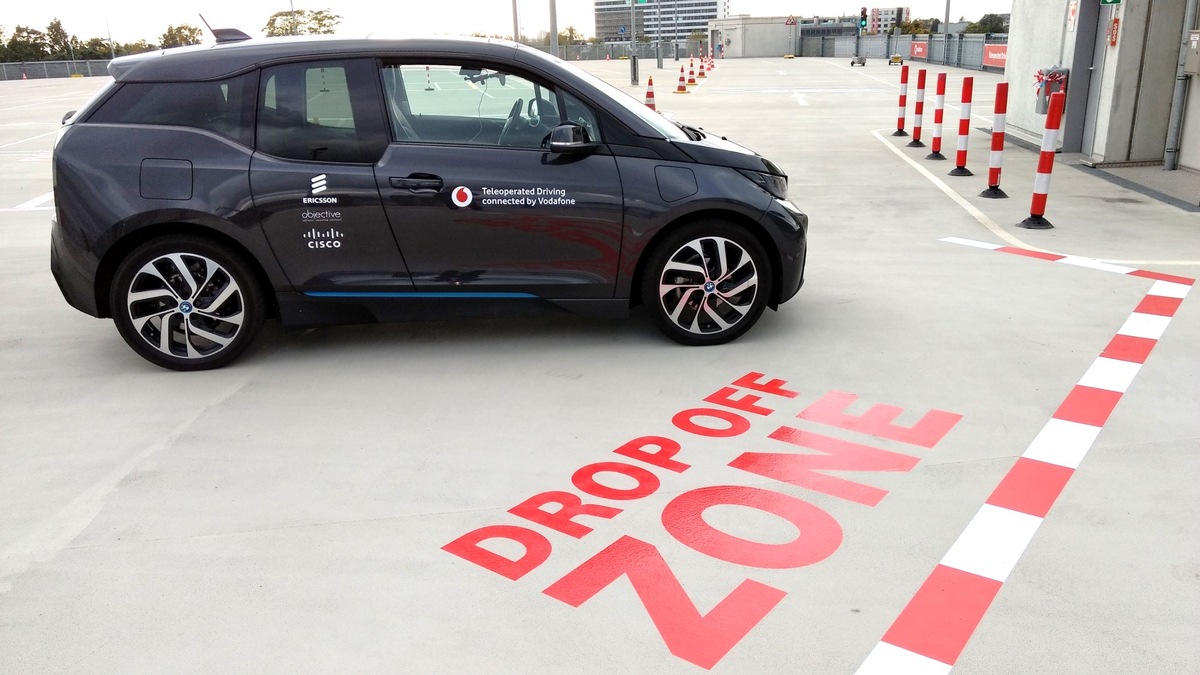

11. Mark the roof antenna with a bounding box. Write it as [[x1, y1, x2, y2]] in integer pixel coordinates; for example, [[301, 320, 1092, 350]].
[[198, 14, 253, 44]]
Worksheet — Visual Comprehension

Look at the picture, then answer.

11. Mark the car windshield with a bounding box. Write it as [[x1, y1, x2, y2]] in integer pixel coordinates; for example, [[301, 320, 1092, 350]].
[[549, 58, 689, 141]]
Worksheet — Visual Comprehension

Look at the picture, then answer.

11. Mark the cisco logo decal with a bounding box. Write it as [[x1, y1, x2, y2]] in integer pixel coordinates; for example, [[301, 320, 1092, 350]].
[[304, 174, 338, 204], [303, 227, 344, 249], [451, 186, 473, 208]]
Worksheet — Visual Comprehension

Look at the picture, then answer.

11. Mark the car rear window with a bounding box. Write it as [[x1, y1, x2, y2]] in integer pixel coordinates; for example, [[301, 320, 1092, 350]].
[[87, 73, 256, 147]]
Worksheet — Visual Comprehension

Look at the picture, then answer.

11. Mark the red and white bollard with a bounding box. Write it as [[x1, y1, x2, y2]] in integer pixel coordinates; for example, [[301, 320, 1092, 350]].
[[424, 66, 435, 91], [927, 73, 947, 160], [893, 65, 909, 137], [907, 69, 927, 148], [949, 76, 973, 176], [1020, 91, 1066, 229], [981, 82, 1009, 198]]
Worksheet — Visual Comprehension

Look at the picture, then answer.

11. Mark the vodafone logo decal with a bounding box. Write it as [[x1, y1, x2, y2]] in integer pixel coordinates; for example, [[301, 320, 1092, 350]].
[[452, 186, 473, 208]]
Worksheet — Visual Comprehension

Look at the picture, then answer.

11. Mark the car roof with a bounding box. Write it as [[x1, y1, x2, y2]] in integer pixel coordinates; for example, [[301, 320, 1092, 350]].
[[109, 36, 532, 82]]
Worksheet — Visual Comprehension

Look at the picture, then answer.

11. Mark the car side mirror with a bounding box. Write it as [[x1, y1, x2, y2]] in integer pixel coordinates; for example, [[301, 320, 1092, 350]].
[[548, 122, 599, 155], [62, 110, 76, 125]]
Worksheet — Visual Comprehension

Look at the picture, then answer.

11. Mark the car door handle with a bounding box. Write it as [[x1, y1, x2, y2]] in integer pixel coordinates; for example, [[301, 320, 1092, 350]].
[[390, 176, 443, 192]]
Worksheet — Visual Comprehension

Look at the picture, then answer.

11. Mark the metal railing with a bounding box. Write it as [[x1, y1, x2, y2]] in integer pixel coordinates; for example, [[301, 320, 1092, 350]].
[[800, 34, 1007, 72], [529, 41, 710, 62], [2, 60, 112, 80]]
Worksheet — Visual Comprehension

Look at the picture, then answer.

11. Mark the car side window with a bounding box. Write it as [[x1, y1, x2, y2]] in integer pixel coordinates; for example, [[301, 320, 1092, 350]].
[[380, 63, 569, 149], [560, 91, 602, 144], [257, 59, 388, 164], [87, 74, 256, 147]]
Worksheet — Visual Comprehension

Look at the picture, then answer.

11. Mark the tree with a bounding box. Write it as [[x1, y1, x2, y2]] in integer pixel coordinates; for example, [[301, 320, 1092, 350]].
[[929, 18, 941, 34], [897, 19, 931, 35], [46, 19, 78, 60], [6, 26, 50, 61], [160, 24, 202, 49], [116, 40, 157, 56], [263, 9, 342, 37], [75, 37, 112, 60], [559, 26, 582, 44], [965, 14, 1008, 34]]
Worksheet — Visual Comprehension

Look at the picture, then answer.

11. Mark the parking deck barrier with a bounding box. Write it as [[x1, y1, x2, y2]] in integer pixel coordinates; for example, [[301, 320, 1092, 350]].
[[949, 76, 974, 176], [927, 73, 947, 160], [981, 82, 1009, 198], [893, 65, 909, 137], [907, 69, 927, 148], [1019, 91, 1066, 229]]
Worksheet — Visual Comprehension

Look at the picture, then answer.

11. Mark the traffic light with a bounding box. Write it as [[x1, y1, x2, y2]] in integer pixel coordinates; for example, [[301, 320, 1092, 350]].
[[860, 7, 869, 30]]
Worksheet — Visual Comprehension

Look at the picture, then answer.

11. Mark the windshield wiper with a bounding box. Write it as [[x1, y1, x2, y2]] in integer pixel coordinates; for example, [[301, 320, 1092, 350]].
[[672, 122, 706, 141]]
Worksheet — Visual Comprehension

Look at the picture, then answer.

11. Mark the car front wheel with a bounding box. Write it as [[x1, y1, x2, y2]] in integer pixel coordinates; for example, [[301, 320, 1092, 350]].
[[110, 236, 265, 371], [642, 221, 773, 346]]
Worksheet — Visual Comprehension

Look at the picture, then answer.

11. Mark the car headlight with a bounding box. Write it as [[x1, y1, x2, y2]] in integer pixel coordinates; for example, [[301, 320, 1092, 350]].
[[737, 169, 788, 201]]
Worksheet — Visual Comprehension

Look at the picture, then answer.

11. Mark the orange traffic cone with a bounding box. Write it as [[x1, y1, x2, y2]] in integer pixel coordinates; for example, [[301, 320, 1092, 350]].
[[644, 77, 656, 110], [672, 67, 689, 94], [687, 62, 697, 86], [22, 71, 28, 80], [697, 61, 706, 79], [606, 53, 611, 61]]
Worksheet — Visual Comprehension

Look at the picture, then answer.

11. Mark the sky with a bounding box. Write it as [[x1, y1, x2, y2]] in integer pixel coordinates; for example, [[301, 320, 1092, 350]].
[[2, 1, 1014, 46]]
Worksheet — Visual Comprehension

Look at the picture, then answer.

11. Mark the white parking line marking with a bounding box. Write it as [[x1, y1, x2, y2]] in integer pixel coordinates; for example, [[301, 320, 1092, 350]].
[[13, 191, 54, 210], [940, 505, 1043, 583], [1117, 313, 1171, 340], [1021, 418, 1102, 469], [857, 642, 952, 675], [0, 130, 58, 149], [1148, 280, 1191, 298], [1076, 358, 1142, 393]]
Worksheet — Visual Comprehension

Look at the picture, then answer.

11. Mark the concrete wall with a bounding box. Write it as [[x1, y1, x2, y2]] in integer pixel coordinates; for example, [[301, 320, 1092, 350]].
[[710, 17, 796, 58], [1007, 0, 1195, 170], [1005, 1, 1077, 146], [1182, 77, 1200, 168]]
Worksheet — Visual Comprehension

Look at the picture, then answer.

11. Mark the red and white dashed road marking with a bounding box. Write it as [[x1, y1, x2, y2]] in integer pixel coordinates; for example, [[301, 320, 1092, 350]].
[[857, 236, 1194, 675]]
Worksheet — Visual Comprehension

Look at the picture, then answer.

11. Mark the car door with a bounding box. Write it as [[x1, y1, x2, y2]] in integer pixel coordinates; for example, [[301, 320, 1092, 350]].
[[251, 58, 413, 292], [374, 61, 623, 299]]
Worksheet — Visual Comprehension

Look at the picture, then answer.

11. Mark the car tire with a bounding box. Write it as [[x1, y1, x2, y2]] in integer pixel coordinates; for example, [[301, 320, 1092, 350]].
[[110, 236, 265, 371], [641, 221, 772, 346]]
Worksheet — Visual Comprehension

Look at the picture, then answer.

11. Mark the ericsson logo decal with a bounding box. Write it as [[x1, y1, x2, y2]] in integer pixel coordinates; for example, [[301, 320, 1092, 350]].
[[303, 227, 344, 249], [451, 186, 473, 208], [304, 174, 338, 204]]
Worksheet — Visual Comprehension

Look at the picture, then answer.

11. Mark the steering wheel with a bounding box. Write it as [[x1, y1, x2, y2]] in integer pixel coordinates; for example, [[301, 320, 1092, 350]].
[[498, 98, 524, 146]]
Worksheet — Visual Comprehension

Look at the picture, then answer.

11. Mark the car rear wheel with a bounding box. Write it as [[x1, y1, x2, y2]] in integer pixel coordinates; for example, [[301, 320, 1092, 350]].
[[110, 236, 265, 371], [642, 221, 772, 346]]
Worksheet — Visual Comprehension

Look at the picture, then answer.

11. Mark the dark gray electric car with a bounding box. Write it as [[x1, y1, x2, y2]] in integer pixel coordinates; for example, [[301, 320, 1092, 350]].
[[51, 34, 807, 370]]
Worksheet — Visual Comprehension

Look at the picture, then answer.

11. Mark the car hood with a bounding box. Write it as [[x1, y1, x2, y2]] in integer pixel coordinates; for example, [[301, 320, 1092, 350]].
[[670, 135, 786, 177]]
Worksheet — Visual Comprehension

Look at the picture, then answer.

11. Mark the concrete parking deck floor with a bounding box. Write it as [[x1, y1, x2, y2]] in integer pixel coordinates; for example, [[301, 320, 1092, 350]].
[[1, 58, 1197, 674]]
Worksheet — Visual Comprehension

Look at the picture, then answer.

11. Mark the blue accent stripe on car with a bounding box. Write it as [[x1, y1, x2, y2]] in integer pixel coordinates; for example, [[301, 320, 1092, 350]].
[[303, 291, 538, 299]]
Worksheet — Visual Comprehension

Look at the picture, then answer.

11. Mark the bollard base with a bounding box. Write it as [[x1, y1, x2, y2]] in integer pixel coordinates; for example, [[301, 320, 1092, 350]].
[[980, 186, 1008, 199], [948, 167, 973, 177], [926, 151, 946, 160], [1018, 215, 1054, 229], [892, 129, 909, 137], [906, 139, 926, 148]]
